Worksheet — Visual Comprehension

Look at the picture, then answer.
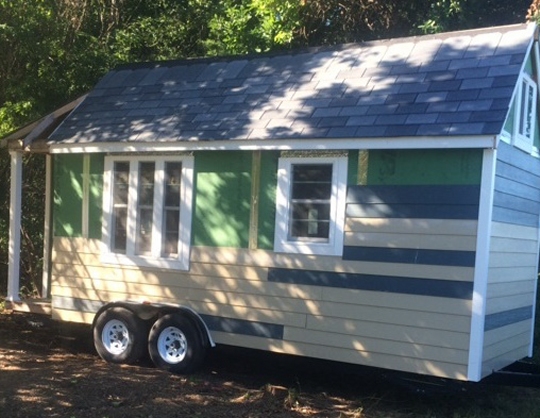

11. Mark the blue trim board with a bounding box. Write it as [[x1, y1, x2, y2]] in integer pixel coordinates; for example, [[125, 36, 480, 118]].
[[268, 268, 473, 299], [343, 246, 476, 267], [347, 185, 481, 205], [484, 306, 533, 331], [346, 185, 480, 220], [200, 314, 284, 340]]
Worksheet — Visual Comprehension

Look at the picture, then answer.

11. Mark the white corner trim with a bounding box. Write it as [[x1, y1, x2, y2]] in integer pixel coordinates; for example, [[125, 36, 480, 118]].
[[7, 151, 23, 302], [467, 148, 497, 382], [531, 212, 540, 356], [41, 155, 53, 298]]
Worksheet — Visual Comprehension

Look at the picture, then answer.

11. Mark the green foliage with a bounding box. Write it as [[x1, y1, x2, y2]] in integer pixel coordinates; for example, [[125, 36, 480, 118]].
[[112, 0, 214, 62], [419, 0, 463, 34], [205, 0, 301, 56], [0, 0, 532, 295], [0, 102, 33, 137], [419, 0, 531, 34]]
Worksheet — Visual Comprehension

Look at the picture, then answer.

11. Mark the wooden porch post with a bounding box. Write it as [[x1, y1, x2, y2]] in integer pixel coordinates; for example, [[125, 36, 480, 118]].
[[7, 149, 23, 301]]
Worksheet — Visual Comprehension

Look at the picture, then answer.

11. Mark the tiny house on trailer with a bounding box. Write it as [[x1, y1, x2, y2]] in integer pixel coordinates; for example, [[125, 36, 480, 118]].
[[5, 23, 540, 382]]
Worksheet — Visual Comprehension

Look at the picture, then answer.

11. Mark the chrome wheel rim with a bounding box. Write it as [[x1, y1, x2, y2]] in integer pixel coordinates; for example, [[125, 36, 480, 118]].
[[157, 326, 187, 364], [102, 319, 130, 355]]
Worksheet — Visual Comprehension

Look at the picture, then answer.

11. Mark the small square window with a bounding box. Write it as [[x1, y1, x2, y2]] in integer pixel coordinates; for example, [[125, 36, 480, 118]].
[[274, 156, 347, 256]]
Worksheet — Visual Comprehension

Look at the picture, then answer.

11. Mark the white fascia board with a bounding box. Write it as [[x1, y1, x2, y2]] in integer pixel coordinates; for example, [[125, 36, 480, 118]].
[[48, 135, 498, 154]]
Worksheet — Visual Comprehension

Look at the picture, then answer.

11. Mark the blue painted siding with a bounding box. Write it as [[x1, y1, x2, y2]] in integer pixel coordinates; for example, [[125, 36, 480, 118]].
[[342, 246, 476, 267], [268, 268, 474, 299], [346, 185, 480, 219], [493, 142, 540, 227], [200, 314, 284, 339], [344, 184, 480, 267], [484, 306, 533, 331]]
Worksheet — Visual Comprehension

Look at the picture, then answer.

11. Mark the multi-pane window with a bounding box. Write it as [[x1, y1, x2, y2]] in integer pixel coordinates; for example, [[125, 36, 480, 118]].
[[162, 162, 182, 256], [103, 156, 193, 270], [290, 164, 332, 240], [111, 162, 129, 252], [515, 74, 537, 152], [274, 156, 347, 256], [136, 162, 155, 255]]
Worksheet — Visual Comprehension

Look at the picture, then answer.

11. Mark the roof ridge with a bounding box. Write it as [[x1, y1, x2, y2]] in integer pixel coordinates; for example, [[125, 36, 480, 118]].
[[113, 23, 532, 72]]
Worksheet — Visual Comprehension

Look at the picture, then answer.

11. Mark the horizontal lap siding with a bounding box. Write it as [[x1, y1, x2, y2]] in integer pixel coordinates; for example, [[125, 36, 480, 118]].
[[482, 142, 540, 377], [51, 237, 471, 380], [344, 185, 479, 268], [341, 183, 480, 379]]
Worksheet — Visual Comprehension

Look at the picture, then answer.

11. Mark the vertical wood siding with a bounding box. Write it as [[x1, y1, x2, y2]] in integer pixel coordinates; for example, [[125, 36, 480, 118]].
[[482, 141, 540, 377]]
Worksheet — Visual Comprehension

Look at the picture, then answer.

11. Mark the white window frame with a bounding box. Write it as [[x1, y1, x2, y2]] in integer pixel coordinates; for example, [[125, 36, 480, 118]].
[[102, 155, 194, 270], [274, 156, 347, 256], [513, 73, 537, 154]]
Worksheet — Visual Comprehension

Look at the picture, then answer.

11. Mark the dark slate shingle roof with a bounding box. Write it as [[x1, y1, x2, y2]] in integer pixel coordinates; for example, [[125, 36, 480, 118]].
[[49, 23, 535, 144]]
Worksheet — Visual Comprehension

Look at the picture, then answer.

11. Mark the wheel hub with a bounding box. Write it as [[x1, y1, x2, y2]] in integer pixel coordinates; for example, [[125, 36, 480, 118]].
[[102, 319, 130, 355], [157, 326, 188, 364]]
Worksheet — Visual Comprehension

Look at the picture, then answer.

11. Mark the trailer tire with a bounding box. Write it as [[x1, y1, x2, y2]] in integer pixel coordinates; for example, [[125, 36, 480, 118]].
[[148, 313, 205, 374], [93, 307, 147, 364]]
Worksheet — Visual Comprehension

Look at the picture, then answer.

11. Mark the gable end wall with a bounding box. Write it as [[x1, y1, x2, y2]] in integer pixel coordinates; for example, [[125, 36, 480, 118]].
[[482, 141, 540, 377]]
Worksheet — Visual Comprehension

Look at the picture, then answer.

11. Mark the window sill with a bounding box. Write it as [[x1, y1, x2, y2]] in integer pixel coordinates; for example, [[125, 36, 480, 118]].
[[274, 240, 343, 256], [101, 252, 190, 271]]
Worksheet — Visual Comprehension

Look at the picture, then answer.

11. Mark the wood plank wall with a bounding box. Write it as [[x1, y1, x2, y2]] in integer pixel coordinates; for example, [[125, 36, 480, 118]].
[[482, 142, 540, 376], [49, 150, 486, 380]]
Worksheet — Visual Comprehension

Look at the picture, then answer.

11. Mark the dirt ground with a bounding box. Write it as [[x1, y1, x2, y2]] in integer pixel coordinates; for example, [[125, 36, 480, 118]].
[[1, 309, 540, 418]]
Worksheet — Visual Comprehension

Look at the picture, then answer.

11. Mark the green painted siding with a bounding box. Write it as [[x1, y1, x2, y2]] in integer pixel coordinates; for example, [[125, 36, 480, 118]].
[[347, 150, 359, 185], [53, 154, 83, 237], [504, 99, 516, 135], [257, 151, 279, 250], [366, 149, 482, 185], [88, 154, 104, 239], [525, 53, 534, 76], [193, 151, 252, 248]]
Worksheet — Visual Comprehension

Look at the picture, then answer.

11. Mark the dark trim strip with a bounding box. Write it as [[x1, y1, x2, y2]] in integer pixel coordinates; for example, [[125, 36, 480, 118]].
[[347, 185, 481, 205], [343, 246, 476, 267], [346, 185, 480, 220], [200, 314, 284, 340], [485, 306, 533, 332], [53, 296, 285, 340], [268, 268, 473, 299]]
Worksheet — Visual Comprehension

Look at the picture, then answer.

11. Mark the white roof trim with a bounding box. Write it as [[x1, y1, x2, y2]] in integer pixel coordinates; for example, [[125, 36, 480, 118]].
[[48, 135, 499, 154]]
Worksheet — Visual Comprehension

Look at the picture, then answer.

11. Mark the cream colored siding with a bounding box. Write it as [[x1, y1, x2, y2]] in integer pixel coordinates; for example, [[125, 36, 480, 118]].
[[52, 236, 473, 380], [482, 321, 532, 376], [346, 218, 478, 252]]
